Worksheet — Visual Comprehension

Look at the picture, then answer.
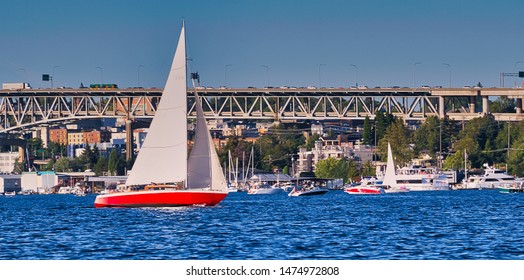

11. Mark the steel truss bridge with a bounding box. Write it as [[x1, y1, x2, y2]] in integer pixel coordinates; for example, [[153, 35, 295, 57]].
[[2, 87, 524, 133]]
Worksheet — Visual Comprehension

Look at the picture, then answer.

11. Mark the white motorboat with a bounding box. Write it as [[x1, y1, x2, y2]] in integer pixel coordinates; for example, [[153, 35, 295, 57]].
[[288, 184, 328, 196], [248, 182, 284, 194], [57, 186, 73, 194], [461, 165, 519, 190], [498, 181, 524, 193]]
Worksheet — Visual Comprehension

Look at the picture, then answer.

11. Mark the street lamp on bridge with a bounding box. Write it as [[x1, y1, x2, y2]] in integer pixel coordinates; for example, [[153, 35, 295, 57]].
[[224, 64, 232, 87], [96, 66, 104, 85], [52, 66, 60, 89], [413, 62, 421, 88], [350, 64, 358, 87], [443, 63, 451, 88], [261, 65, 269, 88], [137, 65, 144, 88], [319, 64, 326, 88]]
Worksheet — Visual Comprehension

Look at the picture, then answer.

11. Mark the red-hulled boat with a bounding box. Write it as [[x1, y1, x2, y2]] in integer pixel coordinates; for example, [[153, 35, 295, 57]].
[[344, 185, 385, 195], [344, 177, 385, 195], [94, 23, 228, 208], [94, 187, 227, 208]]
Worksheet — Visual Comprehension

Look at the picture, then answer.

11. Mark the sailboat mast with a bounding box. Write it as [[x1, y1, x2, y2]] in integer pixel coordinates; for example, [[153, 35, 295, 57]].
[[242, 151, 246, 185], [183, 21, 188, 190], [235, 157, 239, 186], [228, 150, 232, 184]]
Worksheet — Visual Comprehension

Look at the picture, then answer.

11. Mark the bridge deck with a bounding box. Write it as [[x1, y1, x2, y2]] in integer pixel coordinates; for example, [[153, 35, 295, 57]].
[[2, 87, 524, 132]]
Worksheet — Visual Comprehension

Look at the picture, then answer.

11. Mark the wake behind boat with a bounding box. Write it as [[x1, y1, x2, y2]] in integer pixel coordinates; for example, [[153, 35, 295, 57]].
[[94, 23, 228, 208]]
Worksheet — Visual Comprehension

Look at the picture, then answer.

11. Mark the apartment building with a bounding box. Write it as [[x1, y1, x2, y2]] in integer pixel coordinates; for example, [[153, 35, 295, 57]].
[[49, 128, 68, 145], [296, 138, 356, 174], [0, 152, 19, 173], [83, 130, 111, 144], [68, 132, 85, 145]]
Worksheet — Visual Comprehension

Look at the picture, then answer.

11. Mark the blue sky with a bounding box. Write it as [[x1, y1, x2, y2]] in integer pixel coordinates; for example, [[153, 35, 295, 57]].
[[1, 0, 524, 89]]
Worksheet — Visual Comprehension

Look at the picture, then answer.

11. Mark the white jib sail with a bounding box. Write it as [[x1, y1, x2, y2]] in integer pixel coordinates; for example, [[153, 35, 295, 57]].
[[382, 142, 397, 188], [126, 24, 188, 186], [187, 91, 227, 191]]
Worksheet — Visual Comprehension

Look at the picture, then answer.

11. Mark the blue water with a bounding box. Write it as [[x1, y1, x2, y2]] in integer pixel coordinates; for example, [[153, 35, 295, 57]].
[[0, 190, 523, 260]]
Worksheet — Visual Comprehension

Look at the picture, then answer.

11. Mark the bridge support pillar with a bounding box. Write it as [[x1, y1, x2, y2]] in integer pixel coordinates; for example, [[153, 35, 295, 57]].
[[482, 96, 489, 114], [18, 146, 25, 163], [125, 119, 133, 161], [469, 96, 476, 113], [516, 99, 522, 114], [439, 96, 445, 118]]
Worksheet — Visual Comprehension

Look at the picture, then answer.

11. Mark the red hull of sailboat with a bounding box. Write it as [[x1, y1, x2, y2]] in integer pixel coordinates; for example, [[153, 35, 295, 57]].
[[344, 186, 384, 195], [94, 190, 228, 208]]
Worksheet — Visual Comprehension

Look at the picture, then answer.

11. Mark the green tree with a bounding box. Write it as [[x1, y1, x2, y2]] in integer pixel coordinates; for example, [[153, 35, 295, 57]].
[[508, 141, 524, 176], [94, 156, 108, 176], [27, 138, 43, 157], [54, 157, 71, 172], [413, 116, 440, 155], [108, 150, 119, 175], [375, 111, 386, 142], [301, 133, 321, 150], [505, 121, 524, 176], [315, 157, 358, 183], [449, 115, 500, 168], [315, 157, 340, 179], [117, 154, 127, 175], [490, 97, 516, 113], [91, 145, 100, 166], [362, 116, 372, 145], [80, 144, 94, 170], [378, 118, 414, 166], [12, 158, 26, 174], [43, 157, 56, 171], [360, 161, 375, 177]]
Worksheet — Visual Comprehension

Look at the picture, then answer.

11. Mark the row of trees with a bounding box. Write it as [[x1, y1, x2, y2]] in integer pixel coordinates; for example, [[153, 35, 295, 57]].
[[14, 143, 130, 176]]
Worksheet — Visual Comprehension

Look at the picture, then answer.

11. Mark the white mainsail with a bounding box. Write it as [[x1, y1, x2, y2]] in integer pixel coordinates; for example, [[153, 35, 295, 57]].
[[126, 23, 226, 192], [126, 25, 188, 186], [382, 142, 397, 188]]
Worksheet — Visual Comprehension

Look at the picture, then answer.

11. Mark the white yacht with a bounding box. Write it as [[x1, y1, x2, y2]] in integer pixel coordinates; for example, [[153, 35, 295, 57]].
[[382, 143, 450, 191], [461, 165, 518, 190], [394, 165, 450, 191]]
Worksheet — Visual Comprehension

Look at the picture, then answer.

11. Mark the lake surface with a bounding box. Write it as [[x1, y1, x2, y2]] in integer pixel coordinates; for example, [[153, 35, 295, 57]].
[[0, 190, 523, 260]]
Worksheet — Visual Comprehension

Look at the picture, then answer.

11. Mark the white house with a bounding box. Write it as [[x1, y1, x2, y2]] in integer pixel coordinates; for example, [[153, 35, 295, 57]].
[[296, 140, 355, 173], [21, 171, 59, 193]]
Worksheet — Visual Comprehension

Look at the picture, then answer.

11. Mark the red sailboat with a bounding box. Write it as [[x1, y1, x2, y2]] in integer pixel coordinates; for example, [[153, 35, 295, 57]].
[[94, 23, 228, 208]]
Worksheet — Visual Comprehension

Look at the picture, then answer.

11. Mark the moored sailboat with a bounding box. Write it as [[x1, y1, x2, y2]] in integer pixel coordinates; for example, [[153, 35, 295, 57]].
[[94, 23, 228, 208]]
